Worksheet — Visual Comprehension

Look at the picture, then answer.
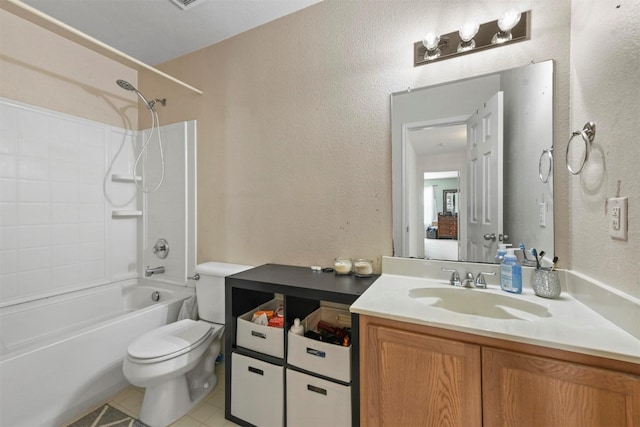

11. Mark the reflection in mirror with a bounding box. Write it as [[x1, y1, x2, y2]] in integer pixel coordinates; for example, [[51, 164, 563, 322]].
[[392, 61, 554, 264]]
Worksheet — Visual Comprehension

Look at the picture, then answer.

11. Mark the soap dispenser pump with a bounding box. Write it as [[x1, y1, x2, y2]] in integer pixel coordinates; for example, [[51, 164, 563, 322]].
[[495, 243, 511, 264], [500, 248, 522, 294]]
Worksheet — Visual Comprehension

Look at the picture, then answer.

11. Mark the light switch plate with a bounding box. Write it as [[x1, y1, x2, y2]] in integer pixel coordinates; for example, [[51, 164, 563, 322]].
[[539, 202, 546, 227], [609, 197, 628, 240]]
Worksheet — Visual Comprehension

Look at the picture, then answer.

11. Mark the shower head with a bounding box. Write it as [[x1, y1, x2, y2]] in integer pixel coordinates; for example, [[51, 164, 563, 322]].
[[116, 79, 154, 110]]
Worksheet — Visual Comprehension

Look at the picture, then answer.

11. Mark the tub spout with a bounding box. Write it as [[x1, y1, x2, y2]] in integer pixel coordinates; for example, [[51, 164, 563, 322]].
[[145, 266, 165, 277]]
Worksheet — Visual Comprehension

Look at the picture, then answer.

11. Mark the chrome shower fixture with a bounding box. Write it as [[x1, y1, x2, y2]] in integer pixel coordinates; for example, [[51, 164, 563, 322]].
[[116, 79, 167, 111]]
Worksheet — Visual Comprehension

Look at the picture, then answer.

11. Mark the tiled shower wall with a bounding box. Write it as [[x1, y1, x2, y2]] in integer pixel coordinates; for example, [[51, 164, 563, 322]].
[[0, 99, 139, 304]]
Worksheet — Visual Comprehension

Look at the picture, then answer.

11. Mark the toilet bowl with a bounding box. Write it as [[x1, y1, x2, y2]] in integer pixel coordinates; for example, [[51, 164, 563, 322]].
[[123, 319, 223, 426], [122, 262, 252, 427]]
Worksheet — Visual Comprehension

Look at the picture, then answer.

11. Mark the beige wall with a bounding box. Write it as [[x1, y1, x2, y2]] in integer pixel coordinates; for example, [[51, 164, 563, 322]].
[[4, 0, 637, 297], [145, 0, 572, 274], [0, 10, 138, 128], [570, 0, 640, 297]]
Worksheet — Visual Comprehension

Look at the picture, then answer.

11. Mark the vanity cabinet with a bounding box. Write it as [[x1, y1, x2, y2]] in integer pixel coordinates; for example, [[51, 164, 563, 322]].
[[361, 322, 481, 426], [360, 315, 640, 427], [225, 264, 378, 427], [483, 348, 640, 427]]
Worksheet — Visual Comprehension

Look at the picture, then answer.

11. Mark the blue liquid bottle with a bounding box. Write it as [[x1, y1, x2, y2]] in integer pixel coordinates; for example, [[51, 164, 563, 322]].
[[500, 248, 522, 294]]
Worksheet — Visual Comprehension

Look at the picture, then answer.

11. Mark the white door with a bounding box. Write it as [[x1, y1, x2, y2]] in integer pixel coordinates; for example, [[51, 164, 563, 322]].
[[466, 92, 504, 263]]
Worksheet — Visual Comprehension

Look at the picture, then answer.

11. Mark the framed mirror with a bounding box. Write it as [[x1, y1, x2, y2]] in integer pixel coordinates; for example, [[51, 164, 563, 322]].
[[392, 61, 554, 263], [443, 189, 457, 215]]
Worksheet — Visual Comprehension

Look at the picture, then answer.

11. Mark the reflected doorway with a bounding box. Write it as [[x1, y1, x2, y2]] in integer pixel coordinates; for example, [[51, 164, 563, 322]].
[[424, 171, 459, 261]]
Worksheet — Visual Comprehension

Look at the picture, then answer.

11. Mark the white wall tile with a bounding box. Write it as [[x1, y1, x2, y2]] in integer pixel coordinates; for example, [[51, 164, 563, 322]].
[[50, 265, 80, 289], [0, 178, 17, 202], [0, 226, 18, 250], [0, 154, 17, 178], [18, 247, 50, 271], [78, 242, 104, 262], [0, 203, 18, 226], [19, 156, 49, 180], [18, 225, 50, 249], [0, 105, 18, 154], [0, 273, 19, 300], [51, 244, 78, 267], [18, 111, 50, 158], [19, 180, 49, 203], [50, 160, 78, 182], [78, 223, 103, 243], [51, 203, 79, 224], [51, 181, 78, 203], [19, 269, 51, 295], [19, 203, 50, 225], [51, 224, 79, 245], [0, 249, 18, 274]]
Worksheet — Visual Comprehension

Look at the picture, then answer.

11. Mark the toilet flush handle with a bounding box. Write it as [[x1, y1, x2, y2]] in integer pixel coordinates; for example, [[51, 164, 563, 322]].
[[188, 273, 200, 281]]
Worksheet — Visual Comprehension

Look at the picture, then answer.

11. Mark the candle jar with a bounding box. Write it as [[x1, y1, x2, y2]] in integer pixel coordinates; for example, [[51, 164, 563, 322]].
[[334, 257, 353, 275], [354, 259, 373, 278]]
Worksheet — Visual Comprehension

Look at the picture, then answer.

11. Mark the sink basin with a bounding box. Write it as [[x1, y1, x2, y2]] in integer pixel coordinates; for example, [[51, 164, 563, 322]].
[[408, 287, 551, 321]]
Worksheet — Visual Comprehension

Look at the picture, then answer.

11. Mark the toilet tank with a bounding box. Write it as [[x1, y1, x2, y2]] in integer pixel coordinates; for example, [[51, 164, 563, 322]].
[[194, 262, 253, 323]]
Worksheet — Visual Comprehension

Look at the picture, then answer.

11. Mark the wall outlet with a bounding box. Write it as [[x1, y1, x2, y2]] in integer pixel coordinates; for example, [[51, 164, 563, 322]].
[[609, 197, 628, 240]]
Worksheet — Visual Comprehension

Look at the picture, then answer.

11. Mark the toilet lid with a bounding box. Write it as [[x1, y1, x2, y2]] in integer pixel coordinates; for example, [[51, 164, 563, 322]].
[[127, 319, 216, 363]]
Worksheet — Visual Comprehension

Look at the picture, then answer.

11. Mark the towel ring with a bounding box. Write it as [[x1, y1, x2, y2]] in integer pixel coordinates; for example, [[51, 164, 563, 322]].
[[565, 122, 596, 175], [539, 147, 553, 183]]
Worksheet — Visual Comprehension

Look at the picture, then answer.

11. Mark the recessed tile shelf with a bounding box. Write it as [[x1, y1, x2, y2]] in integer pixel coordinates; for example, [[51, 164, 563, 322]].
[[111, 210, 143, 218], [111, 174, 142, 183]]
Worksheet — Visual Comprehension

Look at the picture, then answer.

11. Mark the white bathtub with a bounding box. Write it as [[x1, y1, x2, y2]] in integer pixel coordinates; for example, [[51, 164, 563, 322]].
[[0, 279, 194, 427]]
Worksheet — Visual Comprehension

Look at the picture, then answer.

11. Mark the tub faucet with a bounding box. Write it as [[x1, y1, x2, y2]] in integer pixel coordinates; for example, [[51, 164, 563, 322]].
[[145, 266, 165, 277]]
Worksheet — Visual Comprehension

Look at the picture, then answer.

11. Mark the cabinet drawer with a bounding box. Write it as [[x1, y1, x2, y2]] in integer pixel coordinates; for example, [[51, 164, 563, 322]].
[[236, 298, 284, 358], [286, 368, 351, 427], [287, 307, 351, 382], [231, 352, 284, 427]]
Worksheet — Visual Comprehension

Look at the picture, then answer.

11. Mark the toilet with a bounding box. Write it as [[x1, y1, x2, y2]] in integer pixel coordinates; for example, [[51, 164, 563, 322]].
[[123, 262, 252, 427]]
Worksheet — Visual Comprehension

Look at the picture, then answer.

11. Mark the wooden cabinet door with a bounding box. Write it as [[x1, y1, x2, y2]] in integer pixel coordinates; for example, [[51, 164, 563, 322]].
[[483, 348, 640, 427], [360, 319, 482, 427]]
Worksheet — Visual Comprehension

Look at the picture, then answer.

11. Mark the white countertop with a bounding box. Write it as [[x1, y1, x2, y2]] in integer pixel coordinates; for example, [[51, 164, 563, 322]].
[[351, 273, 640, 364]]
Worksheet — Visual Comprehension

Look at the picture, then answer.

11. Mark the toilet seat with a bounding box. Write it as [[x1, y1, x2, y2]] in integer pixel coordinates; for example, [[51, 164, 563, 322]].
[[127, 319, 219, 364]]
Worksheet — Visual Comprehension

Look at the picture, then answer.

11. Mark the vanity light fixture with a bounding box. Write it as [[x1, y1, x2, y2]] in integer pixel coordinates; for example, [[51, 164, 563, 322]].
[[414, 10, 530, 67]]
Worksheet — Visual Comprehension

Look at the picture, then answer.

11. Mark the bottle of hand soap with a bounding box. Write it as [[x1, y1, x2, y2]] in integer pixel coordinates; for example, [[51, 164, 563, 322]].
[[500, 248, 522, 294], [494, 243, 511, 264]]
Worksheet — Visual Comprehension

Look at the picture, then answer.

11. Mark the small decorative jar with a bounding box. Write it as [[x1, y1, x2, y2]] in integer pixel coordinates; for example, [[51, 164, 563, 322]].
[[334, 257, 353, 275], [353, 259, 373, 278]]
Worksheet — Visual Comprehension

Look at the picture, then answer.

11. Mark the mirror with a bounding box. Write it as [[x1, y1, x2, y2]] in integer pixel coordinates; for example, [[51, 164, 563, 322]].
[[443, 189, 457, 215], [392, 61, 554, 263]]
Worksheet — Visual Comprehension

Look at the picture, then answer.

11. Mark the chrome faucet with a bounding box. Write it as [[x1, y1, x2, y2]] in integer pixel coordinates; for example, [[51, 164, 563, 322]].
[[442, 267, 496, 288], [474, 271, 496, 289], [145, 266, 165, 277], [441, 268, 461, 286], [461, 272, 475, 288]]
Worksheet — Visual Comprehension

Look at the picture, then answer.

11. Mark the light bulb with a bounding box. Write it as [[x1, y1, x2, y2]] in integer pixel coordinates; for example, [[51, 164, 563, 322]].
[[459, 21, 479, 42], [422, 32, 441, 60], [498, 9, 521, 32], [492, 9, 522, 44], [422, 32, 440, 50], [458, 21, 479, 52]]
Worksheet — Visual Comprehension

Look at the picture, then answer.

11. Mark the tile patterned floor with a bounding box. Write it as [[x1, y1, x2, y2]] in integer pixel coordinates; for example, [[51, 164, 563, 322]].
[[63, 364, 240, 427]]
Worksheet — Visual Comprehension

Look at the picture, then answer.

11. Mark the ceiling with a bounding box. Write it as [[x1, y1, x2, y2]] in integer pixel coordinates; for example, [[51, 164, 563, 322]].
[[407, 124, 467, 156], [21, 0, 322, 65]]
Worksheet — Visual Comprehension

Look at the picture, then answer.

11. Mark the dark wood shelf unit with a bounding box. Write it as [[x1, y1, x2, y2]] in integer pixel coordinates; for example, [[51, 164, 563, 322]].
[[224, 263, 378, 427]]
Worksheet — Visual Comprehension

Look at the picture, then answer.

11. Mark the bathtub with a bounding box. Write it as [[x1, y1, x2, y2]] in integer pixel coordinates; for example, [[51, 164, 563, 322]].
[[0, 279, 194, 427]]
